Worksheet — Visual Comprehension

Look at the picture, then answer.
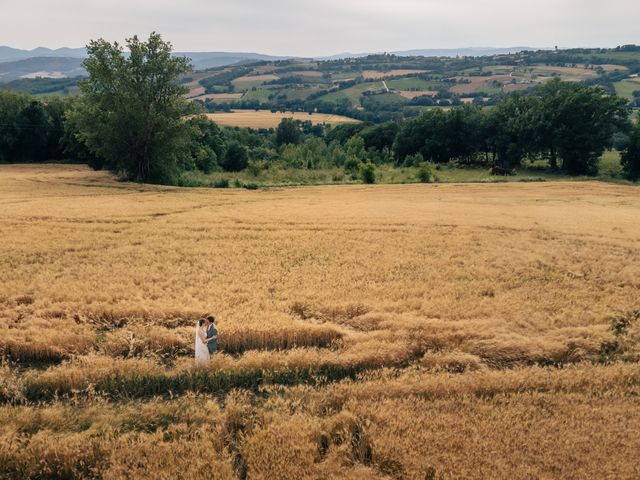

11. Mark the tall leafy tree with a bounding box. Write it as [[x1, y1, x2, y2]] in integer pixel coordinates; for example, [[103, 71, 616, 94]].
[[487, 93, 537, 168], [0, 91, 29, 162], [67, 32, 195, 183], [360, 121, 399, 153], [621, 117, 640, 181], [0, 91, 67, 163], [529, 78, 629, 174], [393, 105, 487, 165], [275, 118, 302, 146], [222, 142, 249, 172]]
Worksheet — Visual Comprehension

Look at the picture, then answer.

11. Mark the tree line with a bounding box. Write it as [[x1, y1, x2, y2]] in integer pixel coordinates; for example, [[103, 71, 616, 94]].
[[393, 78, 630, 175], [1, 33, 639, 183]]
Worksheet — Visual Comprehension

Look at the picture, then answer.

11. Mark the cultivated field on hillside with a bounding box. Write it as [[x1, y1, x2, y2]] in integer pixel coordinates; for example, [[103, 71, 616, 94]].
[[204, 110, 359, 128], [362, 69, 429, 79], [196, 93, 244, 102], [1, 165, 639, 479]]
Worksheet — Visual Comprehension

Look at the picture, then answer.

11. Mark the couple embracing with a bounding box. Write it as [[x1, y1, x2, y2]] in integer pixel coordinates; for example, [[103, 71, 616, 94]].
[[195, 315, 218, 362]]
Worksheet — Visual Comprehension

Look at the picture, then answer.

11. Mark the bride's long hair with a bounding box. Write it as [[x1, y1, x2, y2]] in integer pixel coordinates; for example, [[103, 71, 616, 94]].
[[196, 319, 205, 342]]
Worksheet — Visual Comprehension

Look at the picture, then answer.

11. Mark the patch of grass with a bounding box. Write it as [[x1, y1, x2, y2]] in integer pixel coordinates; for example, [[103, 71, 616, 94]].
[[241, 87, 277, 102], [386, 77, 439, 90], [317, 81, 386, 105], [177, 152, 625, 188], [613, 79, 640, 100]]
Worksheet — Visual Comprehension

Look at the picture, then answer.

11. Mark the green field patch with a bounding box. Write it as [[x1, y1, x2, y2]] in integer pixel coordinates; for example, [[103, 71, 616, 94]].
[[331, 72, 360, 82], [276, 86, 323, 101], [232, 74, 280, 91], [362, 92, 408, 108], [387, 77, 439, 90], [241, 87, 280, 102], [317, 81, 386, 105], [613, 79, 640, 100]]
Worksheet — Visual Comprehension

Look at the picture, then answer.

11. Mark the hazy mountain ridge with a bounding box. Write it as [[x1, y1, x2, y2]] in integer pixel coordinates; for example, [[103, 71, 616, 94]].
[[0, 46, 289, 67], [0, 57, 85, 82], [318, 47, 539, 60], [0, 46, 87, 63], [0, 45, 539, 82]]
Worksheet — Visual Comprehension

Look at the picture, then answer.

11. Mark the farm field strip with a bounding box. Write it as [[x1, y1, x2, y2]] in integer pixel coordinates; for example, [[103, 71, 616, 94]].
[[362, 69, 429, 79], [204, 110, 359, 128]]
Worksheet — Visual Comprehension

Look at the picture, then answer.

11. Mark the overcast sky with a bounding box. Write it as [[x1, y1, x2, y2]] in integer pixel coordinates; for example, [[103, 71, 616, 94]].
[[2, 0, 639, 56]]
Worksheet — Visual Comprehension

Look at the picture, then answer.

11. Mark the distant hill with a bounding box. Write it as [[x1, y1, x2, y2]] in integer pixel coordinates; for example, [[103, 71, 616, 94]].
[[317, 47, 540, 60], [2, 45, 613, 85], [0, 46, 290, 81], [0, 45, 545, 82], [393, 47, 541, 57], [0, 57, 85, 82], [176, 52, 291, 70], [0, 46, 87, 63]]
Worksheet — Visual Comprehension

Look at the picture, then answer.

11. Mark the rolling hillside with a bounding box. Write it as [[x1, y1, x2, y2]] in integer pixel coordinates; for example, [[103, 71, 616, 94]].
[[2, 45, 638, 120]]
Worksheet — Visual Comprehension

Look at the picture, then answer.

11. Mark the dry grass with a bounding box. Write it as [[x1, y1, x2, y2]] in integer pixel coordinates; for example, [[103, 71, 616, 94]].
[[397, 90, 438, 99], [531, 64, 599, 77], [287, 71, 323, 78], [204, 110, 359, 128], [597, 63, 629, 71], [1, 164, 640, 478], [362, 70, 429, 80], [502, 83, 534, 93], [184, 85, 206, 99], [232, 74, 280, 83], [191, 93, 244, 102], [449, 75, 513, 94]]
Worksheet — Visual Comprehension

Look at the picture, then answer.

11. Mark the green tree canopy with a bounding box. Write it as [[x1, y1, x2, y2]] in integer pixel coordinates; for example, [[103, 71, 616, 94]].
[[275, 118, 302, 146], [67, 32, 196, 183], [621, 117, 640, 180], [222, 141, 249, 172], [0, 91, 69, 163], [529, 78, 629, 174]]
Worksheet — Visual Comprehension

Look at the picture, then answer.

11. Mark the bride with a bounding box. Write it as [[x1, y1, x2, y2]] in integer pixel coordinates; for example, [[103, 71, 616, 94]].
[[195, 319, 210, 362]]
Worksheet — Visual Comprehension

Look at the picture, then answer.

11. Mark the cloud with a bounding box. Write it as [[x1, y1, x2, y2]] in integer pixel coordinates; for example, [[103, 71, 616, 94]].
[[1, 0, 638, 55]]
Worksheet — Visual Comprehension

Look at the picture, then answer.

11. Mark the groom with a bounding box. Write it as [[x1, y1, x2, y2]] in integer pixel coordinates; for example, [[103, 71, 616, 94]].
[[204, 315, 218, 356]]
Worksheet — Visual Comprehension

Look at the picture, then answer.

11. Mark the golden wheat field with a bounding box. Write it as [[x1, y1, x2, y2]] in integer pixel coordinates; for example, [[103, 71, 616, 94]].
[[204, 110, 360, 128], [1, 164, 640, 479]]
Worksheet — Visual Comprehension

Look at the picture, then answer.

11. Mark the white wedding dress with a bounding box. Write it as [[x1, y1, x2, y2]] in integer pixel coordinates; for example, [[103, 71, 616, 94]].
[[195, 325, 210, 362]]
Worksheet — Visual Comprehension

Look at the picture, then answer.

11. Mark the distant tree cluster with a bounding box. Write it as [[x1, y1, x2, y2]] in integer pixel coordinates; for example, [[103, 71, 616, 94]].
[[393, 79, 629, 175], [0, 77, 80, 95], [621, 117, 640, 180], [0, 91, 69, 163]]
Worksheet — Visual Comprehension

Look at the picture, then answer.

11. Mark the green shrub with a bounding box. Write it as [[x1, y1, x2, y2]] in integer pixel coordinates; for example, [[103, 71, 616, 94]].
[[518, 177, 546, 182], [403, 152, 424, 167], [359, 163, 376, 184], [417, 162, 437, 183], [213, 178, 230, 188], [194, 145, 217, 174], [622, 122, 640, 181], [175, 173, 201, 187], [247, 159, 268, 176]]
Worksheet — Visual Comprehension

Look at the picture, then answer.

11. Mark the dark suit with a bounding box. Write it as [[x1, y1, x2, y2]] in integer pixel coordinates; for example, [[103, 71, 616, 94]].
[[206, 324, 218, 355]]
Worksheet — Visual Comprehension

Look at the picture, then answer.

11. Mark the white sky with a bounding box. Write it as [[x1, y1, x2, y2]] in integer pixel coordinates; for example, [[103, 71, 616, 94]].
[[1, 0, 639, 56]]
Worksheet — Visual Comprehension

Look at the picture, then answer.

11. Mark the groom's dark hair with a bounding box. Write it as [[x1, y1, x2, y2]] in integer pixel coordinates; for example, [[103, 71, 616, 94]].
[[206, 315, 215, 323]]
